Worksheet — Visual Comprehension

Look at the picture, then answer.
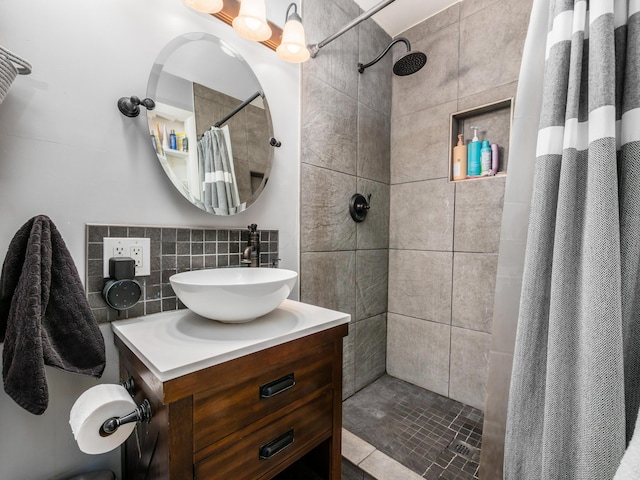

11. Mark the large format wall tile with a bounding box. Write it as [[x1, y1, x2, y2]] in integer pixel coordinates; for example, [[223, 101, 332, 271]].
[[302, 0, 359, 100], [355, 314, 387, 391], [358, 17, 392, 117], [302, 74, 358, 175], [388, 249, 452, 324], [301, 164, 356, 252], [343, 323, 357, 399], [454, 176, 506, 253], [391, 101, 456, 184], [389, 179, 455, 251], [460, 0, 501, 18], [458, 0, 532, 98], [356, 249, 389, 321], [358, 103, 390, 184], [448, 327, 491, 410], [300, 250, 356, 319], [457, 81, 518, 112], [387, 313, 451, 397], [392, 23, 459, 117], [356, 178, 389, 251], [403, 3, 461, 43], [452, 252, 499, 333]]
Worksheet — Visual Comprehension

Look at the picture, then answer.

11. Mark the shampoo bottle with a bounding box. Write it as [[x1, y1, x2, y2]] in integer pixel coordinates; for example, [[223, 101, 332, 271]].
[[480, 140, 491, 176], [452, 134, 468, 180], [467, 126, 481, 176], [170, 129, 177, 150], [162, 125, 169, 152]]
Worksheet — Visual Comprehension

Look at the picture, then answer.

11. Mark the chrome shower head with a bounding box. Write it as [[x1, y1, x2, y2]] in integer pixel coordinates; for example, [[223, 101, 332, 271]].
[[358, 37, 427, 76]]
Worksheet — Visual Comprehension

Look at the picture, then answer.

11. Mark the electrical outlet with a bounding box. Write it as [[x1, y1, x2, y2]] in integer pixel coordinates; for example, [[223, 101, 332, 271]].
[[103, 238, 150, 277], [130, 246, 143, 268]]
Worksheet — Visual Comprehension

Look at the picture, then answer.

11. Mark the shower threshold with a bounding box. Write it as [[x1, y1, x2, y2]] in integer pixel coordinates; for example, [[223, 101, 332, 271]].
[[342, 375, 482, 479]]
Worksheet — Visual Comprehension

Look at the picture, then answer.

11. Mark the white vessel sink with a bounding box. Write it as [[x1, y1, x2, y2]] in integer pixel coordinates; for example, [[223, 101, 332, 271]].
[[169, 268, 298, 323]]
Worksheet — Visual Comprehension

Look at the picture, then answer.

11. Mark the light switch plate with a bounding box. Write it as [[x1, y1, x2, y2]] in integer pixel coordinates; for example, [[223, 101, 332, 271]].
[[103, 237, 151, 277]]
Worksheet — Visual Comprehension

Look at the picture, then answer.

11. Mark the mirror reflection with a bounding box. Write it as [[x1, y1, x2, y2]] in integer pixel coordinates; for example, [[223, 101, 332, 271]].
[[147, 32, 274, 215]]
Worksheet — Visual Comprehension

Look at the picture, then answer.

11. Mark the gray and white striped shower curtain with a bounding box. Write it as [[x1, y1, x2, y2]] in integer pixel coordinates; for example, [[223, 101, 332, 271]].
[[505, 0, 640, 479], [197, 125, 244, 215]]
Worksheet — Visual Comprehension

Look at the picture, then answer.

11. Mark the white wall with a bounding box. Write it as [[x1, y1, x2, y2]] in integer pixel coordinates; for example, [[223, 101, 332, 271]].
[[0, 0, 300, 478]]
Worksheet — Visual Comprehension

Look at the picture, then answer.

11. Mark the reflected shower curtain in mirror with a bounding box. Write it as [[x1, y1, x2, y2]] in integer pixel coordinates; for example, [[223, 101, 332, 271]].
[[505, 1, 640, 479], [197, 125, 244, 215]]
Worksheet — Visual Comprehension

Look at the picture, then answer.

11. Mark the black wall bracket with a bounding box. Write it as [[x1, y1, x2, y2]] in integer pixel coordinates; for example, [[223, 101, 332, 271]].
[[349, 193, 371, 223]]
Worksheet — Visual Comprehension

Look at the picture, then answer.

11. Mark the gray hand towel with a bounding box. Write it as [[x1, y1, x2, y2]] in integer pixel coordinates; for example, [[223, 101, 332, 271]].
[[0, 215, 105, 415]]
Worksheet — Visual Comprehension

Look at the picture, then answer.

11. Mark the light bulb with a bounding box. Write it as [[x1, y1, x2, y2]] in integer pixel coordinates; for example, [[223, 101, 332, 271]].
[[276, 9, 310, 63], [182, 0, 223, 14], [232, 0, 272, 42]]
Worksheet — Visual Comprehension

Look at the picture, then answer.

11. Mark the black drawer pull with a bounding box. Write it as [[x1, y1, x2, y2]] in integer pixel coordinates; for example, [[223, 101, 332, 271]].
[[259, 429, 294, 460], [259, 373, 295, 399]]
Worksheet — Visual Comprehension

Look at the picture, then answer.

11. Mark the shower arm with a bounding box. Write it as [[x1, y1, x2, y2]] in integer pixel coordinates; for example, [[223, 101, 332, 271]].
[[308, 0, 397, 58], [358, 37, 410, 73]]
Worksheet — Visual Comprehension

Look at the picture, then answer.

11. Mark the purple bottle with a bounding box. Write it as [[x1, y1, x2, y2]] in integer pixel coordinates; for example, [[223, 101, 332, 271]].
[[491, 144, 499, 175]]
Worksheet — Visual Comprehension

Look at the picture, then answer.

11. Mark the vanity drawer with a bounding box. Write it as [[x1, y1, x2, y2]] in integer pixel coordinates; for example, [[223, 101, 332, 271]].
[[194, 391, 332, 480], [193, 340, 334, 450]]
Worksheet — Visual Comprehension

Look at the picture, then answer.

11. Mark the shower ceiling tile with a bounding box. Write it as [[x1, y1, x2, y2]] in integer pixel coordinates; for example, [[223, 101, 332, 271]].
[[353, 0, 458, 38]]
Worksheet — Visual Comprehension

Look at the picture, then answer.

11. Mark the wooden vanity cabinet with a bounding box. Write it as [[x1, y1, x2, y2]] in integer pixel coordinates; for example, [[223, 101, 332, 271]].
[[115, 324, 348, 480]]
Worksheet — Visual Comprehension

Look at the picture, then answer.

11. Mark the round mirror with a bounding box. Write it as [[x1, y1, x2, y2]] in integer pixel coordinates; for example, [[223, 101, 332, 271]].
[[147, 32, 274, 215]]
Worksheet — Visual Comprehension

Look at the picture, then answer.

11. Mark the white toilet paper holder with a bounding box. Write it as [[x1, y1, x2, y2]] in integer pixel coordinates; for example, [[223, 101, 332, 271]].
[[99, 378, 152, 437]]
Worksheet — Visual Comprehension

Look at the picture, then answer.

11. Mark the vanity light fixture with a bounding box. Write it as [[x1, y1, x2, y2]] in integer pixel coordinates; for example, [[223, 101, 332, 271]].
[[182, 0, 223, 13], [232, 0, 272, 42], [276, 3, 310, 63]]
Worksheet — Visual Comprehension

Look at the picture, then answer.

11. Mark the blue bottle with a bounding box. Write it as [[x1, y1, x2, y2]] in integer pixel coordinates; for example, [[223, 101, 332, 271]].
[[480, 140, 492, 175], [169, 129, 177, 150], [467, 126, 481, 176]]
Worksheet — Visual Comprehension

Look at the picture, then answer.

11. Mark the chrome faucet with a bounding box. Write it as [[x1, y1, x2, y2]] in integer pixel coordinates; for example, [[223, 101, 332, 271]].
[[241, 224, 260, 267]]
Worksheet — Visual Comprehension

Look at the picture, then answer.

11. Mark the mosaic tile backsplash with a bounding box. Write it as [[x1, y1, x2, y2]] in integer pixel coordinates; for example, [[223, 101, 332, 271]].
[[86, 224, 279, 323]]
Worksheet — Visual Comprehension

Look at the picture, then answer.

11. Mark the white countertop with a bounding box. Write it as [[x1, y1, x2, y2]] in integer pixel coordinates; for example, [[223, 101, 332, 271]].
[[111, 300, 350, 382]]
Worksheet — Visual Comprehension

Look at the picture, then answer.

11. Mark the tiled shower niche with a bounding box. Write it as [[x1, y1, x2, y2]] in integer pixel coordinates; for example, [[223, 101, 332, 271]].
[[86, 224, 279, 323]]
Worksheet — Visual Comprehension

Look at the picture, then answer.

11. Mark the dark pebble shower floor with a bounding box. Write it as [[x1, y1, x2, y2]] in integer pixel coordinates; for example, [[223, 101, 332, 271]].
[[343, 375, 483, 479]]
